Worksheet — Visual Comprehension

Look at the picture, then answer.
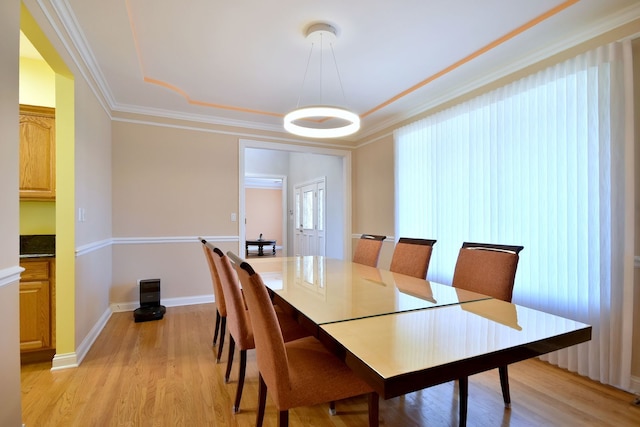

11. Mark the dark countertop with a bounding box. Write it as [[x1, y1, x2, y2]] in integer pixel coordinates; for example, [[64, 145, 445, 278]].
[[20, 254, 55, 259], [20, 234, 55, 258]]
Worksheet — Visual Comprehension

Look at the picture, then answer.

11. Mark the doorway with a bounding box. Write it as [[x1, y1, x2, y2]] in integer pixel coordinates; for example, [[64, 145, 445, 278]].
[[239, 139, 352, 260], [20, 14, 77, 369]]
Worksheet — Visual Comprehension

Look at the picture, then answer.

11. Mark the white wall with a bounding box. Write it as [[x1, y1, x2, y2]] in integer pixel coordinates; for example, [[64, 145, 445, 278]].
[[289, 152, 345, 258], [0, 0, 25, 425]]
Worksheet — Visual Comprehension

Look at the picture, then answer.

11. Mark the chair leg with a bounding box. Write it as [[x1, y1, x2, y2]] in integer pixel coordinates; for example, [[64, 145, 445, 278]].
[[233, 349, 247, 413], [368, 392, 379, 427], [212, 309, 221, 346], [326, 401, 335, 415], [278, 410, 289, 427], [225, 336, 235, 383], [216, 317, 226, 363], [499, 365, 511, 408], [459, 376, 468, 427], [256, 374, 267, 427]]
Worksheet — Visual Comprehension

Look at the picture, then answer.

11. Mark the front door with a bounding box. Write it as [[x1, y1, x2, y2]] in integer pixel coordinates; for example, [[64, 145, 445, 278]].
[[293, 178, 325, 256]]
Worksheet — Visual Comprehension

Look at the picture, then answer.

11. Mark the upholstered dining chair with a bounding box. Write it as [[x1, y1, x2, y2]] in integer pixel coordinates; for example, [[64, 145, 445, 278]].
[[209, 245, 309, 413], [352, 234, 386, 267], [227, 251, 379, 427], [199, 238, 227, 362], [451, 241, 524, 426], [389, 237, 437, 279]]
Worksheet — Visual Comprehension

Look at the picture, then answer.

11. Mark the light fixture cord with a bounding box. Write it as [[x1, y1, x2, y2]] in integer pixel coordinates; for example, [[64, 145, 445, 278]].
[[319, 32, 324, 104], [294, 42, 315, 109], [329, 42, 348, 105]]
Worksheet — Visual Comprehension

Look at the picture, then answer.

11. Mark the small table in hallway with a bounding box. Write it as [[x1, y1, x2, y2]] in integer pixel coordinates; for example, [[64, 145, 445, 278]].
[[245, 239, 276, 256]]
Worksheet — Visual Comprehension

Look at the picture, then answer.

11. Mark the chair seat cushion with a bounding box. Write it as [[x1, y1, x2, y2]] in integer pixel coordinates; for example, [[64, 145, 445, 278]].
[[274, 336, 373, 410]]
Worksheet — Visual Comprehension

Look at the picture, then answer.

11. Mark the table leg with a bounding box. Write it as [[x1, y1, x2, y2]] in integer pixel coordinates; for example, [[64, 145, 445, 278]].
[[258, 244, 264, 256], [272, 244, 276, 255]]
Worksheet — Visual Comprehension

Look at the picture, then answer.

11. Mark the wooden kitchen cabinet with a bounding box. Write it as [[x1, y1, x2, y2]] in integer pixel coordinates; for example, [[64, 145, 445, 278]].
[[19, 258, 56, 363], [19, 105, 56, 200]]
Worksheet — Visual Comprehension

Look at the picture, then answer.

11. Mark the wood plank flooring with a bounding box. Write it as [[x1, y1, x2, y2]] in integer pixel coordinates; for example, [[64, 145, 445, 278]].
[[21, 304, 640, 426]]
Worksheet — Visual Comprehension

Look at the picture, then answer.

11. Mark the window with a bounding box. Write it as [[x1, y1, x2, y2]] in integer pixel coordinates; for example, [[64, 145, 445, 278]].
[[395, 41, 634, 390]]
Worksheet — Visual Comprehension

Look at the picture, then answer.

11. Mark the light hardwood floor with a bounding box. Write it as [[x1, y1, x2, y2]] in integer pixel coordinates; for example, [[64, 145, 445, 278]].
[[21, 304, 640, 426]]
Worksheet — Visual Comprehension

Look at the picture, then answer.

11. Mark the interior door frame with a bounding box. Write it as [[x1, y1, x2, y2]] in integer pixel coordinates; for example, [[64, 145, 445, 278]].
[[238, 138, 352, 260]]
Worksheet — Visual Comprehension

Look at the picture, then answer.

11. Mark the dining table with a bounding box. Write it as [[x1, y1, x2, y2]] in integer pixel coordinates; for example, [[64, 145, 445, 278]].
[[249, 255, 592, 422]]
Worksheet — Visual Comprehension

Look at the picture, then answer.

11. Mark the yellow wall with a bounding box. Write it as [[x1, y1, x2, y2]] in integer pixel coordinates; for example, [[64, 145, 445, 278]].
[[19, 54, 55, 107], [21, 3, 76, 357], [19, 201, 55, 234], [19, 52, 56, 235]]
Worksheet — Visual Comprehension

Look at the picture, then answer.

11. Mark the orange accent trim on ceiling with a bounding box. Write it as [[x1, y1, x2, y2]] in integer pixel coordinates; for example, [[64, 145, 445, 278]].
[[361, 0, 580, 119], [126, 0, 580, 120], [143, 77, 284, 117], [125, 0, 145, 78]]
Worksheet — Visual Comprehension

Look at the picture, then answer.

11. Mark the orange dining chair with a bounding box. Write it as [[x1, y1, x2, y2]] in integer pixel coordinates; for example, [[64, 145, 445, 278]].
[[353, 234, 386, 267], [451, 241, 524, 426], [227, 251, 379, 427], [389, 237, 437, 279], [209, 245, 309, 413], [200, 238, 227, 362]]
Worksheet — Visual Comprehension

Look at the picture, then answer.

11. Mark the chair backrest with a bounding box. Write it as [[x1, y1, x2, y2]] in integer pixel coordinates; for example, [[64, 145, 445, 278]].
[[389, 237, 437, 279], [452, 242, 524, 302], [210, 246, 253, 349], [352, 234, 386, 267], [228, 251, 291, 404], [200, 239, 226, 316]]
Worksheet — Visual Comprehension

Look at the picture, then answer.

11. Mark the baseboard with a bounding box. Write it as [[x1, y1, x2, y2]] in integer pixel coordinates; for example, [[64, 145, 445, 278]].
[[110, 294, 214, 313], [75, 307, 112, 365], [51, 352, 78, 371], [50, 307, 112, 371], [631, 374, 640, 394], [52, 296, 214, 371]]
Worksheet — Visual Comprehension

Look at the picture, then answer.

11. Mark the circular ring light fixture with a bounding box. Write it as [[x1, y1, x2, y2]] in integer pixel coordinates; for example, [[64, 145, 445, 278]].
[[284, 22, 360, 139], [284, 105, 360, 138]]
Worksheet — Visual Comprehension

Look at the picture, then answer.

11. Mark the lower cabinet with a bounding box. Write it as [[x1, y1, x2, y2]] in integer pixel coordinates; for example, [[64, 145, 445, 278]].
[[19, 258, 55, 363]]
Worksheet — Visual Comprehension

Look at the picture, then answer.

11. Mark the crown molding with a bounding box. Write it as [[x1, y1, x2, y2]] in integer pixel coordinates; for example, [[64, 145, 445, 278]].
[[357, 3, 640, 141], [46, 0, 640, 142]]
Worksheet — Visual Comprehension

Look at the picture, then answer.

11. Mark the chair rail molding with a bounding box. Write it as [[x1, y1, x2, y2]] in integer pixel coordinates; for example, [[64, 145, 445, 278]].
[[112, 236, 239, 245], [0, 265, 25, 288]]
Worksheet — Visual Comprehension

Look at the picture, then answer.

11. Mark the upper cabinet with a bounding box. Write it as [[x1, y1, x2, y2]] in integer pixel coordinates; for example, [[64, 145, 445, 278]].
[[19, 105, 56, 200]]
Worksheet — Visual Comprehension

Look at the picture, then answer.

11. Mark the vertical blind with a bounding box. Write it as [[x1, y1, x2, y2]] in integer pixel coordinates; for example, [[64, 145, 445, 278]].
[[394, 41, 634, 390]]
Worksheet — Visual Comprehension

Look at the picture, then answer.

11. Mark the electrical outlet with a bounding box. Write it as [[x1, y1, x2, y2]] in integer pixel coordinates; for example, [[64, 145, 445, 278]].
[[231, 212, 237, 222]]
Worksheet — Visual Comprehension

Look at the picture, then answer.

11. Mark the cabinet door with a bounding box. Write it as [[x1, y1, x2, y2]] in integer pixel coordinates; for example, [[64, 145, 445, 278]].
[[19, 280, 51, 351], [19, 105, 56, 200]]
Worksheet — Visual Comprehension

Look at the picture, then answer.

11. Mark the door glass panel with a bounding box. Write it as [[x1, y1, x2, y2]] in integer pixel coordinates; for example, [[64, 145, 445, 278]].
[[295, 191, 301, 228], [318, 188, 324, 231], [302, 189, 314, 229]]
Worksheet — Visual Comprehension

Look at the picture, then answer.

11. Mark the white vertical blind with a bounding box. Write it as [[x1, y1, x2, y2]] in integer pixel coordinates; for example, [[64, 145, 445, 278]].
[[394, 41, 634, 390]]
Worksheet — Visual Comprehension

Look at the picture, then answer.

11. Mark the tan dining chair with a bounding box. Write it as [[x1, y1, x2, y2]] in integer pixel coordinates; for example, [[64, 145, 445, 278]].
[[451, 241, 524, 426], [200, 238, 227, 362], [209, 245, 309, 413], [389, 237, 437, 279], [353, 234, 386, 267], [228, 251, 379, 427]]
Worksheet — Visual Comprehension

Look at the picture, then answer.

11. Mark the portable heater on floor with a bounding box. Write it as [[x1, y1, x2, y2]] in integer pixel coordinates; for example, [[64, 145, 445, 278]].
[[133, 278, 166, 322]]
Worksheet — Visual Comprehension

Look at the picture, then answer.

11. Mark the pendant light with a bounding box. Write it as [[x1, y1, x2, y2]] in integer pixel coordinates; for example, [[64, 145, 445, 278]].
[[284, 23, 360, 138]]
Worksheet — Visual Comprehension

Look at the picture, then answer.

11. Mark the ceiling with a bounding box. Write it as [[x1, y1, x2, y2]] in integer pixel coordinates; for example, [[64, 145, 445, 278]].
[[24, 0, 640, 140]]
